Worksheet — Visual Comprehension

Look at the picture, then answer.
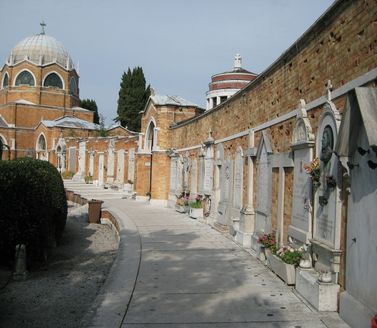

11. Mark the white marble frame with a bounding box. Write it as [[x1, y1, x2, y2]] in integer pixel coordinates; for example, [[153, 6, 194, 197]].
[[255, 131, 273, 234], [233, 146, 244, 209], [203, 145, 214, 196], [313, 102, 342, 249], [78, 140, 86, 175], [289, 99, 316, 244]]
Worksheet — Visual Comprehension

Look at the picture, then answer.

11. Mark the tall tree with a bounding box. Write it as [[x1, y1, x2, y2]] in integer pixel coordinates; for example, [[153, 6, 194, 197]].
[[80, 98, 99, 124], [116, 67, 150, 131]]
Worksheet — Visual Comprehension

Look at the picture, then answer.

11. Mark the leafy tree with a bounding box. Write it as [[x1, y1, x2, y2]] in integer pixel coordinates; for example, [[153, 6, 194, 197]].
[[80, 98, 99, 124], [116, 67, 150, 131]]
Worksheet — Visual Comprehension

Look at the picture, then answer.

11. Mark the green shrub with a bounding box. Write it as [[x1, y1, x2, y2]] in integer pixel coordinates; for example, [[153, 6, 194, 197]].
[[0, 158, 67, 264]]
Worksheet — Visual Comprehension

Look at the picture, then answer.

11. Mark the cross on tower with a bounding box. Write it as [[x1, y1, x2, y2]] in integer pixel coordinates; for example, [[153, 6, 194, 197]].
[[234, 54, 242, 69], [40, 21, 46, 35]]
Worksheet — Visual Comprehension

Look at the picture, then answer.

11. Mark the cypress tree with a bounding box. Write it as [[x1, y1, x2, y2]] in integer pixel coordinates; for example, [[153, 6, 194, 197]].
[[116, 67, 150, 131], [80, 99, 100, 124]]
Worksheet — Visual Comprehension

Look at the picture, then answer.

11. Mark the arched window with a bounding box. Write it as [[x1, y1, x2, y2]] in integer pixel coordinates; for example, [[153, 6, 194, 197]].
[[69, 77, 77, 94], [43, 72, 63, 89], [2, 73, 9, 89], [15, 70, 35, 86]]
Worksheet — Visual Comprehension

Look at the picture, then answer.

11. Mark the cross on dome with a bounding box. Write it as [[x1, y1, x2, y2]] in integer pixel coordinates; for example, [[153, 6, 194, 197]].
[[40, 21, 46, 35]]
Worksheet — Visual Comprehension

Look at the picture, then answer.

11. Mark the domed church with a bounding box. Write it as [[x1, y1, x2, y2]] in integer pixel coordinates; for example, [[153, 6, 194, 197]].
[[0, 23, 98, 164]]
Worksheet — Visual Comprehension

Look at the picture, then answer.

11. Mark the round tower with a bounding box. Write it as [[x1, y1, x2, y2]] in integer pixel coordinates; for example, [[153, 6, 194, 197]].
[[206, 54, 257, 110]]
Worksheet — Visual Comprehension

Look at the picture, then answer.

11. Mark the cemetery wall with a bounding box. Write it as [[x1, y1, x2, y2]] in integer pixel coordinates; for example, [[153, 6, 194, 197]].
[[163, 0, 377, 288], [171, 0, 376, 149]]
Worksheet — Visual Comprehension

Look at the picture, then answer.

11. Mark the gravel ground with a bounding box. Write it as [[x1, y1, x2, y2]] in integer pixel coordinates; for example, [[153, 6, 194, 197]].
[[0, 202, 118, 328]]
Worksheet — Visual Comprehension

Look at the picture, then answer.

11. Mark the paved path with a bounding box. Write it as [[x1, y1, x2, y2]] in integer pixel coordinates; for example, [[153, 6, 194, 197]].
[[65, 182, 349, 328]]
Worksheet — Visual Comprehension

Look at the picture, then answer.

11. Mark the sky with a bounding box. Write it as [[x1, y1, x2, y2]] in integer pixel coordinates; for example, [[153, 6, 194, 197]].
[[0, 0, 334, 125]]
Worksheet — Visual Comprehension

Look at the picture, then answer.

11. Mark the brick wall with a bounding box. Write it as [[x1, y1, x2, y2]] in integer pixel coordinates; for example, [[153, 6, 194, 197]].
[[171, 0, 377, 150]]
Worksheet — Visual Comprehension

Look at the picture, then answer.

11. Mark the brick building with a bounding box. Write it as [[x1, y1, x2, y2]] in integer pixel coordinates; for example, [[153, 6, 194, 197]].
[[0, 24, 97, 163]]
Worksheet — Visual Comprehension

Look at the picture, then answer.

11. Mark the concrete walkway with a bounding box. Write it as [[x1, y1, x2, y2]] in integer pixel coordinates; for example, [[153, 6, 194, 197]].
[[65, 183, 349, 328]]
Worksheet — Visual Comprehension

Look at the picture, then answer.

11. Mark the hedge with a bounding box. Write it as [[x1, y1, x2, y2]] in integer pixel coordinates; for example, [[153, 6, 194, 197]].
[[0, 158, 67, 264]]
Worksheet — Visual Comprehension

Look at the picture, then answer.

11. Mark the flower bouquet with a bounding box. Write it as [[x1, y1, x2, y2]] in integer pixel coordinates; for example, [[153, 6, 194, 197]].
[[304, 157, 321, 190]]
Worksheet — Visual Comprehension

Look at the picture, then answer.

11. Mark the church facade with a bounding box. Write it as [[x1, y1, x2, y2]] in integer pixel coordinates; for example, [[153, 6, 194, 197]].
[[1, 1, 377, 327]]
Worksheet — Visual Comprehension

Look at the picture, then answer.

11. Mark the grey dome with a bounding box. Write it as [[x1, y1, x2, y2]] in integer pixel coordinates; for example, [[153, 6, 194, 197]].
[[7, 33, 73, 70]]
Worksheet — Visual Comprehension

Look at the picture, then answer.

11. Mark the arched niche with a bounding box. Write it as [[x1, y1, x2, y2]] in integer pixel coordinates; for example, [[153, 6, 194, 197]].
[[55, 137, 66, 172], [36, 133, 48, 160], [145, 118, 157, 152]]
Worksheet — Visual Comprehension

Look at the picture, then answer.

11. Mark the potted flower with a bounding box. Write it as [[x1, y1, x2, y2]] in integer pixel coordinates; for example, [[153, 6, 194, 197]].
[[189, 194, 203, 219], [267, 245, 303, 285], [84, 174, 93, 184], [304, 157, 321, 191], [175, 191, 190, 213], [258, 232, 276, 261]]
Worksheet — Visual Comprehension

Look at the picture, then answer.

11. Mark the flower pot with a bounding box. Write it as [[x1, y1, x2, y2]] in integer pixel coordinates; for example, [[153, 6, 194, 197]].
[[318, 272, 332, 283], [258, 246, 266, 261], [266, 253, 296, 285], [189, 207, 203, 219]]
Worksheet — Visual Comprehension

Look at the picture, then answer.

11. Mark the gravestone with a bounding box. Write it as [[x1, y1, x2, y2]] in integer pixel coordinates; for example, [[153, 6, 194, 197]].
[[233, 148, 243, 209], [78, 141, 86, 175], [203, 157, 214, 195], [89, 152, 94, 177], [289, 100, 315, 244], [183, 155, 190, 191], [190, 159, 197, 194], [217, 159, 232, 227], [176, 156, 183, 194], [170, 156, 177, 194], [128, 148, 135, 183], [117, 149, 125, 183], [68, 147, 76, 173], [98, 153, 104, 186], [212, 144, 224, 219], [107, 140, 115, 183], [255, 134, 272, 234], [313, 104, 340, 248], [198, 154, 205, 194]]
